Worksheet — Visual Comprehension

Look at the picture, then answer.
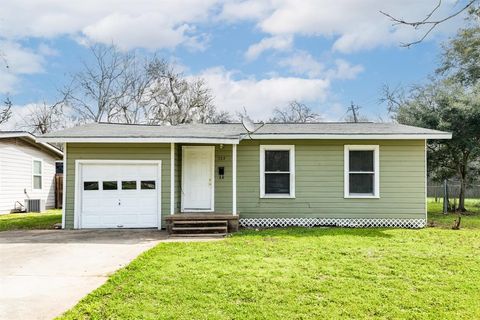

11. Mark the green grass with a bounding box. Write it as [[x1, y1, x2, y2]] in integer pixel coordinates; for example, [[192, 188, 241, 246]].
[[428, 198, 480, 229], [59, 202, 480, 320], [0, 209, 62, 231]]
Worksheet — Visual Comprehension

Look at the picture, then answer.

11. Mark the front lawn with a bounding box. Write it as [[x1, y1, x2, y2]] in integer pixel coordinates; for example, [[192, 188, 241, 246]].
[[60, 208, 480, 319], [0, 209, 62, 231]]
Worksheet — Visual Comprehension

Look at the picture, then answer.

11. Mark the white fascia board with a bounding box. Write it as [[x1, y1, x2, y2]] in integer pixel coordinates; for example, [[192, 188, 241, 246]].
[[1, 132, 63, 157], [247, 133, 452, 140], [37, 137, 240, 144]]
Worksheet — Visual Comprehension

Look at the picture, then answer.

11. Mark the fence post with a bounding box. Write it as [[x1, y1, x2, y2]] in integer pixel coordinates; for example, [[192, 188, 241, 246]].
[[443, 179, 448, 214]]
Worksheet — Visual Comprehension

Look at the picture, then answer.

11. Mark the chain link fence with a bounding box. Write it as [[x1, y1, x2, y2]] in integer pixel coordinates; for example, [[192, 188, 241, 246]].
[[428, 184, 480, 199]]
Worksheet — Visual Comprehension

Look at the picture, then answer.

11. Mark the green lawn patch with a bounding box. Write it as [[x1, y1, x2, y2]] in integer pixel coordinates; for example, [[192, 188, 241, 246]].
[[0, 209, 62, 231], [428, 198, 480, 229], [60, 205, 480, 319]]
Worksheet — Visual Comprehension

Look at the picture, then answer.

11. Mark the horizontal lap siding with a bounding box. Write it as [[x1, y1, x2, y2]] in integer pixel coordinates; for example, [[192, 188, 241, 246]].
[[65, 143, 171, 229], [237, 139, 426, 219]]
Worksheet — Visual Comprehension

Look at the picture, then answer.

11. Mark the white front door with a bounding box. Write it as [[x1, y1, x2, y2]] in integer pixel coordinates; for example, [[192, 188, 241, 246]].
[[182, 146, 214, 211], [78, 162, 161, 228]]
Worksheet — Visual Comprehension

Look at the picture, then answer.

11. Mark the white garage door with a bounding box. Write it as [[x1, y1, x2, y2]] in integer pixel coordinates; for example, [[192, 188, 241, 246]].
[[79, 162, 161, 228]]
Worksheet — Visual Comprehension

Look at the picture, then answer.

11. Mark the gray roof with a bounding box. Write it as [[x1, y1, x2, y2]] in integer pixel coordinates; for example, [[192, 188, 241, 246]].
[[38, 122, 452, 143], [0, 131, 63, 157]]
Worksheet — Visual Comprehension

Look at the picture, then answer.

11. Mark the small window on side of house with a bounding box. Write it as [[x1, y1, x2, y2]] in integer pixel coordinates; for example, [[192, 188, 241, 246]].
[[33, 160, 42, 189]]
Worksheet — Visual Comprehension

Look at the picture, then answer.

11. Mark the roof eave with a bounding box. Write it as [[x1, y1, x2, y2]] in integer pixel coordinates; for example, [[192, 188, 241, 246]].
[[247, 133, 452, 140], [1, 132, 63, 157], [37, 137, 241, 144]]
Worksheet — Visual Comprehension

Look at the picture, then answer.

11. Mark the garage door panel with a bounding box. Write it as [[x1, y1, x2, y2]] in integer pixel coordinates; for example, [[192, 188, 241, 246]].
[[80, 163, 160, 229]]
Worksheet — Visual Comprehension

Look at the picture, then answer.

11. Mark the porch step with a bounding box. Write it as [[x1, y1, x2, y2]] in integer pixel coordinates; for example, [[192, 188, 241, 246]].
[[169, 233, 227, 238], [166, 214, 239, 235], [172, 226, 227, 231], [173, 220, 228, 225], [170, 219, 228, 236]]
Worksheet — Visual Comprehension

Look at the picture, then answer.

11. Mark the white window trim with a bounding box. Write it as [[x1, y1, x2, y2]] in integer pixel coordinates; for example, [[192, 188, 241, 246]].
[[344, 145, 380, 199], [32, 158, 43, 190], [260, 145, 295, 199]]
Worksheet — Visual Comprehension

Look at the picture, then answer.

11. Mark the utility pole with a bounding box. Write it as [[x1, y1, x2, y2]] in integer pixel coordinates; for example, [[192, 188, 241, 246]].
[[347, 102, 360, 123]]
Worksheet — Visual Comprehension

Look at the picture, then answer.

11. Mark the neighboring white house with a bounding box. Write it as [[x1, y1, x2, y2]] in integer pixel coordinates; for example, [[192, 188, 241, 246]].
[[0, 131, 63, 214]]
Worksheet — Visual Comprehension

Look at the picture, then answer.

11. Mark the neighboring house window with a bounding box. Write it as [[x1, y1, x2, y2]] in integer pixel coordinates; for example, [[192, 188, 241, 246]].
[[33, 160, 42, 190], [260, 145, 295, 198], [55, 161, 64, 174], [344, 145, 380, 198]]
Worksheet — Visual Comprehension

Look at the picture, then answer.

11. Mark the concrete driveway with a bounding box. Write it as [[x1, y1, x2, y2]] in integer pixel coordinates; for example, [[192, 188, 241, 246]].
[[0, 229, 169, 320]]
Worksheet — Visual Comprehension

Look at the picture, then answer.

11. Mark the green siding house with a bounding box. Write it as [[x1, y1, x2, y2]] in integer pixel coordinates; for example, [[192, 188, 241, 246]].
[[39, 122, 451, 231]]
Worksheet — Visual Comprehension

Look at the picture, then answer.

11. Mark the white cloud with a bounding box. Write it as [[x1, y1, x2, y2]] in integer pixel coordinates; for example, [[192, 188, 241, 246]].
[[0, 41, 45, 93], [278, 52, 363, 80], [245, 35, 293, 61], [223, 0, 462, 53], [0, 0, 220, 51], [197, 67, 330, 119], [328, 59, 364, 80], [278, 51, 325, 78]]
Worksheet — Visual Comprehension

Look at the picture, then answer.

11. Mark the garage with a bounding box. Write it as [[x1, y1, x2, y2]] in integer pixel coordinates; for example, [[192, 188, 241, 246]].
[[76, 161, 161, 229]]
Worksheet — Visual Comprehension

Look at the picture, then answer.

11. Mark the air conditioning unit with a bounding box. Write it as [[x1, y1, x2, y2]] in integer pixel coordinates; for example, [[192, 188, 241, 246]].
[[25, 199, 46, 213]]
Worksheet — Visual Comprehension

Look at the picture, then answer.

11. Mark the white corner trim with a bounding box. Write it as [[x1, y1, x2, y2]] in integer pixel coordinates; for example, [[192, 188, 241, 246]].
[[344, 145, 380, 199], [232, 144, 237, 215], [73, 160, 162, 229], [170, 143, 175, 215], [61, 143, 67, 229], [424, 140, 428, 221], [259, 145, 295, 199]]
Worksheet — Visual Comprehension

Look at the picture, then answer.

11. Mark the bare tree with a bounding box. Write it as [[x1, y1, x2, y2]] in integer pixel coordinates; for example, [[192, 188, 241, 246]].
[[380, 0, 478, 47], [270, 101, 321, 123], [146, 60, 228, 125], [0, 97, 13, 126], [22, 99, 66, 134], [64, 45, 129, 123], [63, 45, 229, 125]]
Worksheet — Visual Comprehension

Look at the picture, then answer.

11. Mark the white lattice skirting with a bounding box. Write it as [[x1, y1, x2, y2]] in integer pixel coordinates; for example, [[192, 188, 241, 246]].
[[239, 218, 426, 229]]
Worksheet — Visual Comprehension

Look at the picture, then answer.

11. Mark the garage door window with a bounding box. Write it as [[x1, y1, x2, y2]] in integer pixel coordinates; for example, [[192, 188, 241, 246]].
[[84, 181, 99, 190], [141, 181, 156, 190], [103, 181, 118, 190], [122, 181, 137, 190]]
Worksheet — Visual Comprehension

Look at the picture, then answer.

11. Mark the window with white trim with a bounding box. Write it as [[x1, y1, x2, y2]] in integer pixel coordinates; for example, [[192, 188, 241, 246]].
[[344, 145, 379, 198], [33, 160, 42, 190], [260, 145, 295, 198]]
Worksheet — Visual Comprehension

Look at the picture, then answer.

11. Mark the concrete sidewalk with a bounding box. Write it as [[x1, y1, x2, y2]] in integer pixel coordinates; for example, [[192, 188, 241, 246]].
[[0, 229, 198, 320]]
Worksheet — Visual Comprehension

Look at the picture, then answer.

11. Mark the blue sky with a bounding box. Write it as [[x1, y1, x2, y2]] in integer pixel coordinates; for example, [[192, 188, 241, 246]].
[[0, 0, 466, 124]]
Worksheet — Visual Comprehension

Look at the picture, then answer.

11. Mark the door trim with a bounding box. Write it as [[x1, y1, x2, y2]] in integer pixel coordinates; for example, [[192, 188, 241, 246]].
[[181, 146, 215, 212], [74, 160, 162, 229]]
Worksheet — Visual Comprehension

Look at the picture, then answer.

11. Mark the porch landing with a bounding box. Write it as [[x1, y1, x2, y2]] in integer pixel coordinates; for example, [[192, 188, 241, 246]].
[[165, 214, 239, 236]]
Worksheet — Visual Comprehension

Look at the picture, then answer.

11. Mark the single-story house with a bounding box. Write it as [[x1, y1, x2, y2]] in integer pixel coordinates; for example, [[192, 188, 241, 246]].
[[38, 122, 451, 231], [0, 131, 63, 214]]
